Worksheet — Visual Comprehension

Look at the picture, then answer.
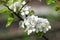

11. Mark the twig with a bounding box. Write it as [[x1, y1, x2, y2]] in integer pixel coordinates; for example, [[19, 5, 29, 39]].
[[1, 0, 32, 21], [3, 4, 23, 20], [17, 0, 31, 15], [43, 35, 48, 40]]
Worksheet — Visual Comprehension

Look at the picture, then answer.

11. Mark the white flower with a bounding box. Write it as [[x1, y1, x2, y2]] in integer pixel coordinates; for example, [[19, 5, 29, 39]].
[[24, 6, 31, 11], [14, 4, 16, 12], [27, 30, 32, 35], [9, 0, 30, 14], [19, 15, 51, 35], [9, 2, 22, 12], [21, 12, 25, 15], [22, 1, 26, 5], [36, 18, 51, 33], [25, 11, 29, 15], [9, 0, 31, 20], [21, 6, 31, 16]]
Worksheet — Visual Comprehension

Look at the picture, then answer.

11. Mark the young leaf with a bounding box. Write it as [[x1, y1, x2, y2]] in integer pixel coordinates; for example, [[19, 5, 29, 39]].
[[0, 8, 11, 14], [20, 0, 25, 2], [9, 13, 14, 18], [52, 5, 60, 11], [46, 0, 56, 5], [37, 32, 44, 38], [6, 17, 14, 27], [7, 0, 18, 6], [29, 10, 35, 16], [7, 0, 13, 6], [13, 0, 18, 2]]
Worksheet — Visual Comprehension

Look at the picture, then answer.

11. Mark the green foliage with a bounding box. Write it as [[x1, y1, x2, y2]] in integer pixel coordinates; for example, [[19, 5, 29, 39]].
[[7, 0, 18, 6], [20, 0, 25, 2], [29, 10, 35, 16], [46, 0, 56, 5], [2, 0, 6, 2], [52, 5, 60, 11], [0, 0, 26, 6], [46, 0, 60, 13], [6, 17, 14, 27], [7, 0, 13, 6], [6, 13, 14, 27], [37, 32, 44, 38], [0, 0, 8, 6], [7, 0, 25, 6], [0, 2, 3, 6], [0, 1, 3, 6], [58, 12, 60, 15], [0, 8, 11, 14]]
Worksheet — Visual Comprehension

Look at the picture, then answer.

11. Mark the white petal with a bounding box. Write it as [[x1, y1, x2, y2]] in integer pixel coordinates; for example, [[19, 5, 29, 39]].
[[46, 28, 49, 31], [48, 26, 51, 29], [25, 21, 30, 25], [28, 30, 32, 35], [32, 29, 36, 32], [32, 26, 35, 27], [21, 12, 25, 15], [22, 1, 26, 5], [25, 11, 29, 15], [25, 7, 29, 10], [22, 22, 24, 28], [14, 7, 16, 12]]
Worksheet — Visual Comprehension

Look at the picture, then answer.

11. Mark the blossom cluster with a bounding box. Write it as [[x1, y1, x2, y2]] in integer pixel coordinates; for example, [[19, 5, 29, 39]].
[[9, 0, 31, 16], [9, 0, 51, 35], [19, 15, 51, 35]]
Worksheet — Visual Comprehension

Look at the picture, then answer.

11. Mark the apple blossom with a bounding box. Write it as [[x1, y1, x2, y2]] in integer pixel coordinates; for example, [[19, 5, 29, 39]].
[[19, 15, 51, 35]]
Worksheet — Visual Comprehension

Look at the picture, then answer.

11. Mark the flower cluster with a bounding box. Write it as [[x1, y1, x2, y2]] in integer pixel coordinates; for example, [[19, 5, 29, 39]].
[[19, 15, 51, 35], [9, 0, 31, 16], [9, 0, 51, 35]]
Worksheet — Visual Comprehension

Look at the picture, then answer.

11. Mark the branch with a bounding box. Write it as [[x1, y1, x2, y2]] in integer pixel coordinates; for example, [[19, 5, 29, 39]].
[[1, 0, 32, 21], [17, 0, 32, 15], [3, 4, 23, 21], [43, 35, 48, 40]]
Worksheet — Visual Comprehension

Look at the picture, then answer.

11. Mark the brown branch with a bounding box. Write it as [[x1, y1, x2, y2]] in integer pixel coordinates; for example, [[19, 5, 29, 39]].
[[17, 0, 32, 15], [1, 0, 32, 21], [3, 4, 23, 21]]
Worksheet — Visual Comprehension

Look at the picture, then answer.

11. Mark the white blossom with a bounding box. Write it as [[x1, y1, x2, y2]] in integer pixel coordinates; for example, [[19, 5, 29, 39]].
[[9, 2, 22, 12], [22, 1, 26, 5], [9, 0, 30, 15], [19, 15, 51, 35]]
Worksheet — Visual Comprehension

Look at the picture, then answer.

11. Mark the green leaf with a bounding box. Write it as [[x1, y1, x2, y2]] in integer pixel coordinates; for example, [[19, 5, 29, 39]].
[[0, 2, 3, 6], [6, 13, 14, 27], [29, 10, 35, 16], [20, 0, 25, 2], [7, 0, 18, 6], [46, 0, 56, 5], [31, 10, 35, 14], [37, 32, 44, 38], [7, 0, 13, 6], [2, 0, 6, 2], [0, 8, 11, 14], [9, 13, 14, 18], [58, 12, 60, 15], [6, 17, 14, 27], [52, 5, 60, 11], [13, 0, 18, 2], [24, 23, 26, 28]]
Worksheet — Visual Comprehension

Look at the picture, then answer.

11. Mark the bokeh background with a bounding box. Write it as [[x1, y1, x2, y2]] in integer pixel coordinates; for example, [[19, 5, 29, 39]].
[[0, 0, 60, 40]]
